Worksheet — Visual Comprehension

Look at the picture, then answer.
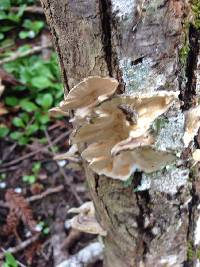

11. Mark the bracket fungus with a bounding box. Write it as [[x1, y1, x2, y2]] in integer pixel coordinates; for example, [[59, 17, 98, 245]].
[[192, 149, 200, 162], [73, 92, 178, 180], [60, 76, 119, 119], [49, 106, 69, 117], [68, 202, 107, 236], [56, 76, 179, 181], [183, 105, 200, 147]]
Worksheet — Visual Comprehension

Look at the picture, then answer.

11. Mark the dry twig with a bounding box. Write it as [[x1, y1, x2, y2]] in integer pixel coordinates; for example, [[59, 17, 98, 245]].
[[0, 185, 65, 209], [0, 45, 52, 65], [10, 6, 44, 14], [0, 235, 40, 260], [44, 130, 82, 205], [27, 185, 64, 202], [1, 130, 71, 168]]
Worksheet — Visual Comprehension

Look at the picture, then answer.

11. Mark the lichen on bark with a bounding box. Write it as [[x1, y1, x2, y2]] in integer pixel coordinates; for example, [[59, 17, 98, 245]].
[[40, 0, 200, 266]]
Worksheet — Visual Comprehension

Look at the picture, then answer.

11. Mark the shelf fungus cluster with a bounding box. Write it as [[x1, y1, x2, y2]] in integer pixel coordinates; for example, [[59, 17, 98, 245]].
[[68, 201, 107, 236], [55, 76, 181, 181]]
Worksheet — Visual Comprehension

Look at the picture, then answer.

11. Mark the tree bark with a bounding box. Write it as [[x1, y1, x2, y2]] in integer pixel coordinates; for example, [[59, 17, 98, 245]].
[[40, 0, 200, 266]]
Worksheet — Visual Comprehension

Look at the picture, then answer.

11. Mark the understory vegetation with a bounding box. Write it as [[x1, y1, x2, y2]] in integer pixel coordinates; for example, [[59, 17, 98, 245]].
[[0, 1, 93, 266]]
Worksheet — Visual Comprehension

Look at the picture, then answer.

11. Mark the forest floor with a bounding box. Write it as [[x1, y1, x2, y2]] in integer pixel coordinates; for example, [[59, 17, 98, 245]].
[[0, 1, 100, 266]]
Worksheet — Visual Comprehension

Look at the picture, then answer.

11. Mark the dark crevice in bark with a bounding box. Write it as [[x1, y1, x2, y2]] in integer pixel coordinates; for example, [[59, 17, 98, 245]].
[[99, 0, 113, 77], [135, 190, 154, 263], [185, 180, 199, 266], [178, 23, 200, 265], [44, 0, 70, 93], [179, 24, 200, 110], [94, 173, 100, 196]]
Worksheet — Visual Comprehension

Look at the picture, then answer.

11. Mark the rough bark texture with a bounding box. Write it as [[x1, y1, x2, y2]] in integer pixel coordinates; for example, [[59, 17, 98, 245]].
[[40, 0, 200, 266]]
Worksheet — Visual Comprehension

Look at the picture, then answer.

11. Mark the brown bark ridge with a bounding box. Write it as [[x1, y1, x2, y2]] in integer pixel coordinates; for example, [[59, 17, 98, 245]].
[[40, 0, 200, 266]]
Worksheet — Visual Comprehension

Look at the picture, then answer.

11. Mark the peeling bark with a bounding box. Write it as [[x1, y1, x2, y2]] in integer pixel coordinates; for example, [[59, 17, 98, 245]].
[[40, 0, 200, 266]]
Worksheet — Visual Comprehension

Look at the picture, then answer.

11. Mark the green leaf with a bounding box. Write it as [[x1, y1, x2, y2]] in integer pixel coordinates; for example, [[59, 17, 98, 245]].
[[0, 11, 7, 20], [18, 136, 29, 145], [32, 162, 41, 174], [0, 25, 15, 32], [20, 112, 29, 123], [12, 117, 25, 128], [22, 175, 36, 184], [22, 19, 44, 33], [0, 127, 9, 137], [19, 30, 35, 39], [26, 124, 39, 135], [20, 99, 38, 112], [10, 131, 23, 140], [38, 114, 50, 124], [0, 0, 11, 10], [4, 252, 18, 267], [36, 93, 53, 109], [43, 227, 50, 235], [5, 96, 19, 106], [16, 4, 26, 18], [39, 125, 47, 131], [0, 32, 4, 40], [31, 76, 52, 89], [0, 173, 6, 180]]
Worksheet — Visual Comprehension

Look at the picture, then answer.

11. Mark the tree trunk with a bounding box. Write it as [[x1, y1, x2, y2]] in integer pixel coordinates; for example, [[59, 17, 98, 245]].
[[40, 0, 200, 266]]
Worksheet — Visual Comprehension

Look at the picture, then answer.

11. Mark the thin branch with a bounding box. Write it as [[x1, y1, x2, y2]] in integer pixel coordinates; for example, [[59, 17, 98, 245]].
[[27, 185, 64, 202], [10, 6, 44, 14], [0, 185, 65, 209], [0, 235, 39, 260], [44, 130, 83, 205], [1, 130, 71, 168], [0, 45, 52, 65]]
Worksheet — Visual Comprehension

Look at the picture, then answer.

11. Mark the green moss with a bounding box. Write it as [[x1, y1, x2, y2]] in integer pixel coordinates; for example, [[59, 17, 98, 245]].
[[187, 241, 200, 261], [122, 175, 134, 188], [179, 42, 190, 66], [197, 248, 200, 260], [187, 241, 194, 261], [151, 116, 168, 135], [191, 0, 200, 29], [179, 0, 200, 65]]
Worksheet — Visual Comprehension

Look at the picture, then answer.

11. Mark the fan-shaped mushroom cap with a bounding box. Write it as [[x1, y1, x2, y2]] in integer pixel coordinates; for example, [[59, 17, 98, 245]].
[[83, 143, 175, 180], [54, 144, 80, 162], [192, 149, 200, 162], [183, 105, 200, 147], [75, 91, 178, 180], [48, 107, 69, 117], [111, 134, 154, 156], [68, 202, 107, 236], [59, 76, 118, 111], [73, 109, 128, 144]]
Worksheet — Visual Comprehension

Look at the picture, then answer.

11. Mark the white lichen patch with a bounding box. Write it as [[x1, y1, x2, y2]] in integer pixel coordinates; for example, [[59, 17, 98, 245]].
[[145, 0, 164, 14], [120, 58, 167, 94], [176, 219, 182, 231], [159, 255, 177, 266], [112, 0, 135, 18], [195, 215, 200, 245], [139, 166, 189, 194], [154, 112, 185, 152]]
